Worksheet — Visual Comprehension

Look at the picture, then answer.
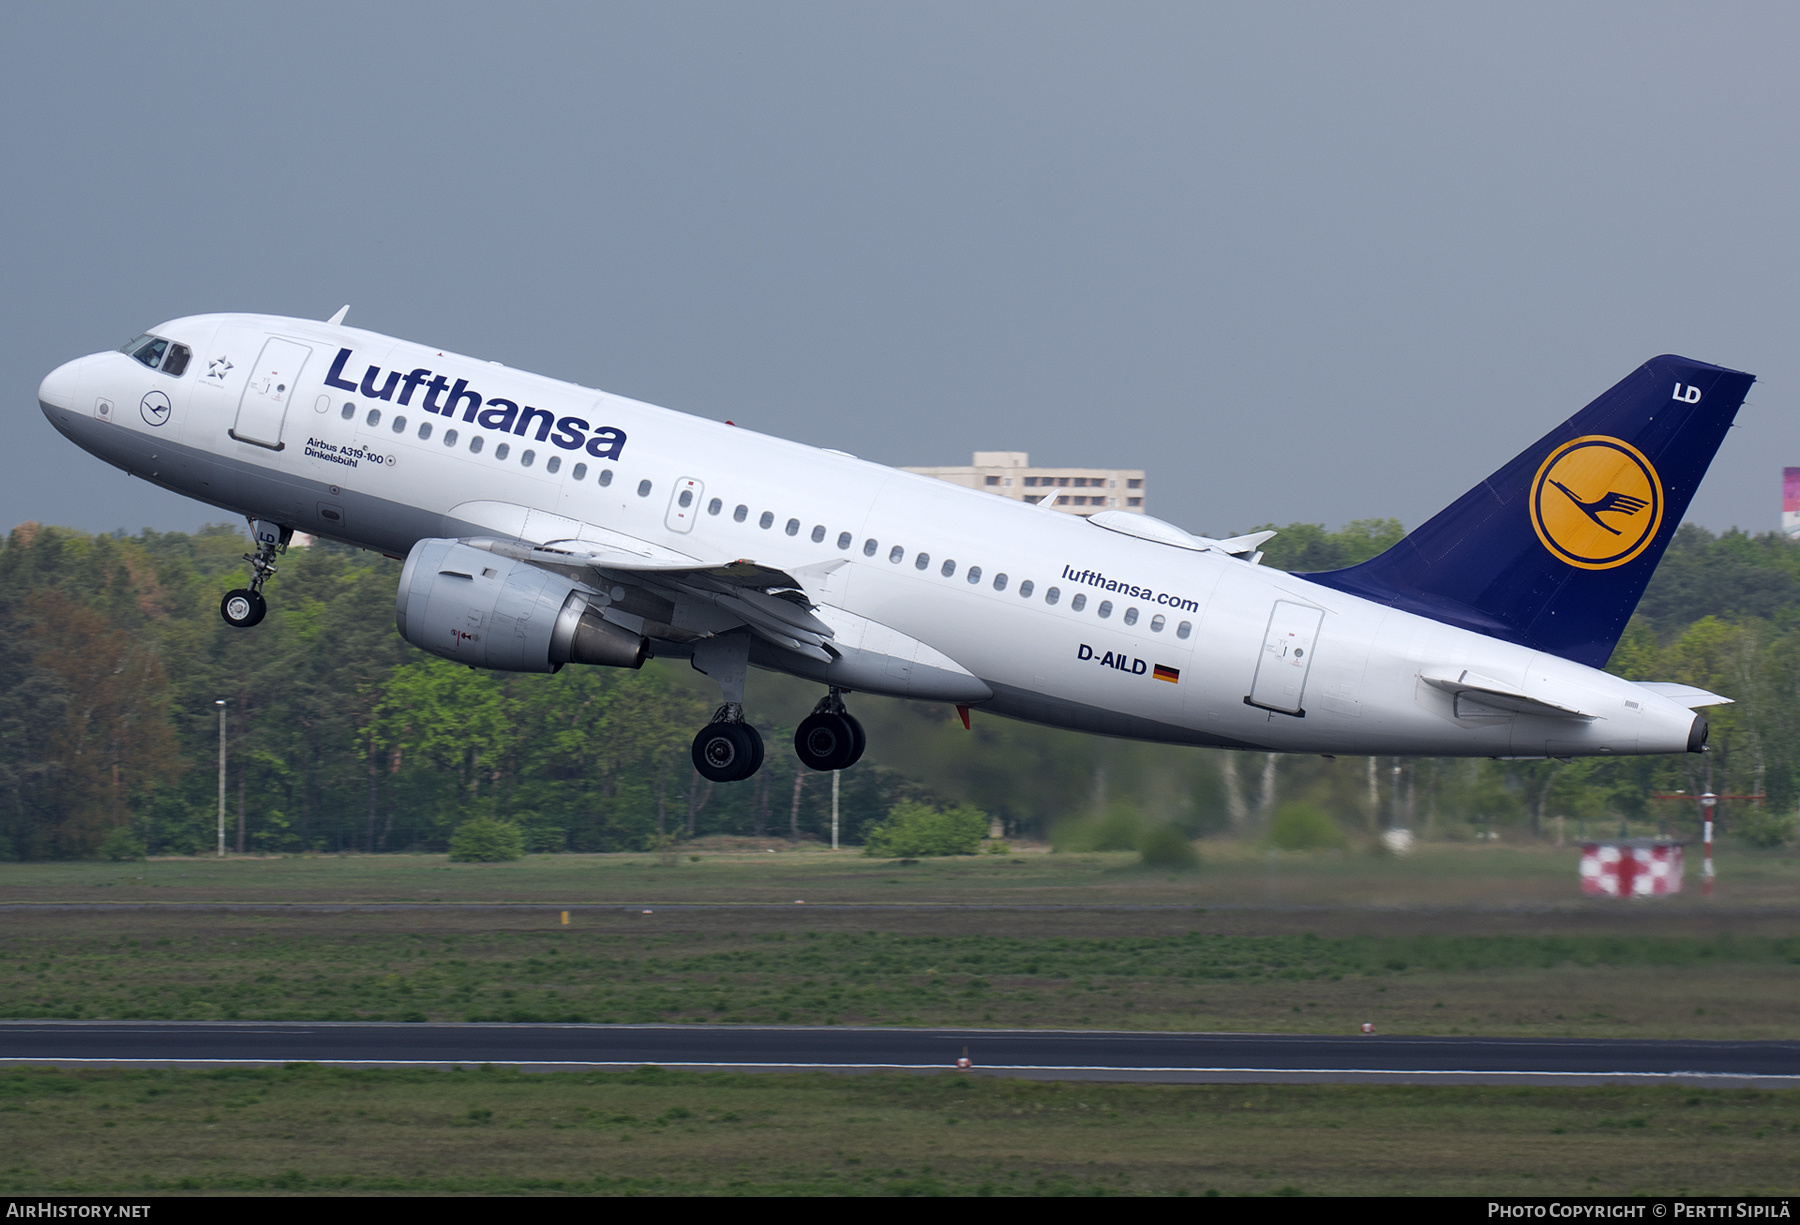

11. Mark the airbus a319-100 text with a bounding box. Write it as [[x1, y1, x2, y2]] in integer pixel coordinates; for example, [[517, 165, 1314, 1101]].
[[36, 310, 1748, 780]]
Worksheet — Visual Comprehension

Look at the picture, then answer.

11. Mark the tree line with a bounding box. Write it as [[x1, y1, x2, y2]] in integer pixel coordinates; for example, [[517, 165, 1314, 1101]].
[[0, 517, 1792, 858]]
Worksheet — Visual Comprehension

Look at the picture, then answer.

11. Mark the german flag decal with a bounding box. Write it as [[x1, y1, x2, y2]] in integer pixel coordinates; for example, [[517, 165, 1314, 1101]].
[[1153, 664, 1180, 683]]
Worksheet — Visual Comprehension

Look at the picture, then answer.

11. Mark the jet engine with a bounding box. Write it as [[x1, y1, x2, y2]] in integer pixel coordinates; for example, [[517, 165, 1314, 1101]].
[[395, 538, 646, 673]]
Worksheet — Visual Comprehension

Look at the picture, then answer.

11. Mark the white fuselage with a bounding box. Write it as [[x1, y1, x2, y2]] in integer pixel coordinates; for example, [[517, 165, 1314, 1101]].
[[37, 313, 1701, 757]]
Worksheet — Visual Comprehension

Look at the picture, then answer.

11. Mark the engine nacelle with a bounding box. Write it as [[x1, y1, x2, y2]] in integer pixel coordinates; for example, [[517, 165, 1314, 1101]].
[[395, 538, 646, 673]]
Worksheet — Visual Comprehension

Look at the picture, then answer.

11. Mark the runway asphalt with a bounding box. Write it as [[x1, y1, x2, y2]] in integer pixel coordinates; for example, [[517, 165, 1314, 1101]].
[[3, 1021, 1797, 1086]]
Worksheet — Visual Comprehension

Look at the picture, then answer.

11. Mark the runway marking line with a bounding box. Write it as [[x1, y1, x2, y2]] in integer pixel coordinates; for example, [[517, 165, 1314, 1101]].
[[1, 1057, 1796, 1083]]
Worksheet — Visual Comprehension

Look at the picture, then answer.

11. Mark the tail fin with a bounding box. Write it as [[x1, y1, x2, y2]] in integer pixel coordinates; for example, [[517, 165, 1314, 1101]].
[[1305, 355, 1754, 668]]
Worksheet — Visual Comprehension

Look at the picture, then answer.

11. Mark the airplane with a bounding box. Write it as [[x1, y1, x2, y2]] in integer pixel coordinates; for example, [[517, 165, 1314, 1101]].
[[36, 310, 1749, 782]]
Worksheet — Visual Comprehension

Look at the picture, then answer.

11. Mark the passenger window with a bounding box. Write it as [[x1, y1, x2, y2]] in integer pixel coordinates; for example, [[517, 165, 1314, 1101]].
[[863, 538, 878, 557], [1071, 593, 1087, 612], [1123, 607, 1138, 626], [889, 545, 904, 564], [735, 504, 749, 522], [520, 449, 534, 468], [469, 436, 484, 454], [837, 532, 852, 550], [444, 429, 458, 447], [418, 422, 433, 440], [546, 455, 560, 474], [941, 559, 956, 577], [392, 416, 407, 433], [637, 479, 652, 497], [341, 403, 355, 420], [993, 573, 1008, 592], [599, 469, 613, 486], [1150, 614, 1165, 632], [679, 489, 694, 508], [1019, 580, 1034, 598], [708, 498, 722, 515], [365, 409, 381, 427], [1045, 587, 1060, 605], [1176, 620, 1192, 639], [914, 552, 930, 570], [1097, 600, 1112, 618], [811, 524, 825, 543], [572, 462, 587, 480], [759, 511, 774, 529], [495, 442, 511, 461], [161, 344, 191, 377], [967, 566, 982, 584], [785, 518, 800, 536]]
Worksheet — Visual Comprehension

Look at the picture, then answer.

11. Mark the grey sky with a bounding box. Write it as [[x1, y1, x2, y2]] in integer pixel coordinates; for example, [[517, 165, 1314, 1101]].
[[4, 3, 1796, 541]]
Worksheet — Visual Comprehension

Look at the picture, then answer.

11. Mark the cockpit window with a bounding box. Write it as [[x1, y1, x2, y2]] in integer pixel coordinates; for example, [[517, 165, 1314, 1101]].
[[122, 335, 167, 367], [119, 334, 191, 377]]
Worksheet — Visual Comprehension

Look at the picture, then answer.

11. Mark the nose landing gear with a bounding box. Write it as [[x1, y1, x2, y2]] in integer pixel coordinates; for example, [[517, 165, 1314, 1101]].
[[795, 688, 865, 772], [219, 519, 288, 629]]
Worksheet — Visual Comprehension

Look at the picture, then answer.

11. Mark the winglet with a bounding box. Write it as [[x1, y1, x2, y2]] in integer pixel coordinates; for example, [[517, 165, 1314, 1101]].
[[326, 305, 350, 326]]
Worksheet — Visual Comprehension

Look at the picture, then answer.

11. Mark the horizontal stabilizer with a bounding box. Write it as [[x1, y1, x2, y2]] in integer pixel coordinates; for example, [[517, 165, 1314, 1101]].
[[1420, 669, 1595, 719], [1633, 681, 1733, 708]]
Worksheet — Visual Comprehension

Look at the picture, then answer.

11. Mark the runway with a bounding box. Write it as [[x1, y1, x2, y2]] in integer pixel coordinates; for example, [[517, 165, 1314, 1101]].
[[4, 1021, 1797, 1086]]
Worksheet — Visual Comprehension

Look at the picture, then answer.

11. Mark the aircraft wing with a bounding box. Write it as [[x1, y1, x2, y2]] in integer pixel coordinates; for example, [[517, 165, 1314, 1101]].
[[462, 537, 841, 662]]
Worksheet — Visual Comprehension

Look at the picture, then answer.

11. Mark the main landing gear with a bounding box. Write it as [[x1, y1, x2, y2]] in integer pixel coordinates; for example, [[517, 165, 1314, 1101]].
[[691, 705, 765, 783], [794, 688, 865, 772], [220, 519, 287, 629], [689, 633, 764, 783], [687, 633, 865, 782]]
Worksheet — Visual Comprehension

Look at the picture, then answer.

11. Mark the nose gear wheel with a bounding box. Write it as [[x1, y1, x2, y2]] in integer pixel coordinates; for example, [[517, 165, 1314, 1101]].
[[220, 589, 267, 628], [219, 518, 288, 629]]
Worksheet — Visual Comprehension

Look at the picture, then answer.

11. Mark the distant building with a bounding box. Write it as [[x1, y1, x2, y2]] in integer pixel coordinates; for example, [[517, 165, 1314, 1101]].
[[902, 451, 1147, 515], [1786, 468, 1800, 539]]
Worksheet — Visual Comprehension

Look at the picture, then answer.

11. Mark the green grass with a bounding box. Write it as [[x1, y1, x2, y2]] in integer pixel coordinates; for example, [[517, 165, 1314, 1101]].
[[6, 911, 1799, 1037], [1, 1065, 1794, 1196], [7, 841, 1797, 908]]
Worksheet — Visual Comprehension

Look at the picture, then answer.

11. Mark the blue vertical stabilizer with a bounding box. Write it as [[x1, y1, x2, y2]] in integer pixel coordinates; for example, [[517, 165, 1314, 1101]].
[[1305, 355, 1754, 667]]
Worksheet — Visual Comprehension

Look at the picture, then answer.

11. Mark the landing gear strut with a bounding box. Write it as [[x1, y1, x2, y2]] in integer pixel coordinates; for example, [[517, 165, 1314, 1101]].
[[220, 519, 287, 629], [795, 688, 865, 772], [690, 633, 765, 782]]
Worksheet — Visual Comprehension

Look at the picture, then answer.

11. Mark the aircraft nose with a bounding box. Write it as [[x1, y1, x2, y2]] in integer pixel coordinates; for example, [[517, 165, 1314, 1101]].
[[38, 357, 82, 415]]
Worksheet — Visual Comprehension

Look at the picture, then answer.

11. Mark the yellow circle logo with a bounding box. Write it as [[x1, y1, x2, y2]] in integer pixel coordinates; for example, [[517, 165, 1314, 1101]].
[[1529, 436, 1664, 570]]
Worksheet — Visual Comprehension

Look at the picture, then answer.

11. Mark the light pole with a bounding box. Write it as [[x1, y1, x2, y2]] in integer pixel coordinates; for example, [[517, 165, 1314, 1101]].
[[215, 700, 226, 858], [831, 769, 840, 851], [1701, 791, 1716, 897]]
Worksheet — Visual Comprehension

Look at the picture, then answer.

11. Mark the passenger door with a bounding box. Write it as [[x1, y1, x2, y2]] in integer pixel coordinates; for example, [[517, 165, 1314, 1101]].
[[1247, 600, 1323, 715], [231, 337, 311, 450]]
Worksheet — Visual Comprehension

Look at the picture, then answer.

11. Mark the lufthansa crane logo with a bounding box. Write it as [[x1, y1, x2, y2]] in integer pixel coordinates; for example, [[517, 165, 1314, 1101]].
[[1529, 435, 1663, 570]]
